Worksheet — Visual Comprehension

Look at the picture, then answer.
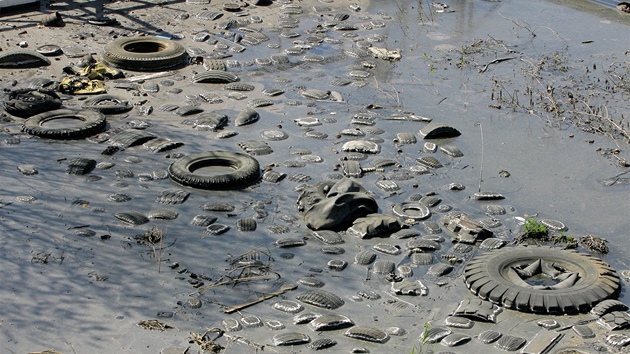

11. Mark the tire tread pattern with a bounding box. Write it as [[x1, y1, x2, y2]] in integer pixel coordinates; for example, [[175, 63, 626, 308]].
[[464, 246, 620, 314], [168, 151, 260, 190], [103, 37, 188, 71], [22, 109, 106, 139]]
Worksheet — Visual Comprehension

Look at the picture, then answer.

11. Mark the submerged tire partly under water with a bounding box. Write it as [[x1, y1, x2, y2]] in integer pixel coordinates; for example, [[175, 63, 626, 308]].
[[102, 36, 188, 71], [168, 151, 260, 190], [464, 246, 620, 314], [22, 109, 106, 139]]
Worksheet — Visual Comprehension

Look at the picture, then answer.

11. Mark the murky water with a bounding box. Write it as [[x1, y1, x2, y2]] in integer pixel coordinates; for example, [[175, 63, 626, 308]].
[[0, 0, 628, 352]]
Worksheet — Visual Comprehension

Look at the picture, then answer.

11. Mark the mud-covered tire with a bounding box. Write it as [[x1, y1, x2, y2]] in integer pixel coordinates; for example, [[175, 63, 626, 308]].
[[102, 36, 188, 71], [464, 246, 621, 314], [3, 88, 62, 118], [81, 94, 132, 114], [168, 151, 260, 190], [22, 109, 106, 139]]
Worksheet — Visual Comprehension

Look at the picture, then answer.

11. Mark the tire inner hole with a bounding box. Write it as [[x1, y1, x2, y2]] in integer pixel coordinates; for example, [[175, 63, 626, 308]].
[[124, 42, 166, 53], [42, 117, 83, 128], [513, 259, 577, 289], [189, 160, 236, 176]]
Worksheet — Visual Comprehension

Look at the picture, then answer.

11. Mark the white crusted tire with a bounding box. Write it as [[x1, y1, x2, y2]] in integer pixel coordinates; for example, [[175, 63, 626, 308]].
[[22, 109, 106, 139], [168, 151, 260, 190], [102, 37, 188, 71], [464, 246, 621, 314]]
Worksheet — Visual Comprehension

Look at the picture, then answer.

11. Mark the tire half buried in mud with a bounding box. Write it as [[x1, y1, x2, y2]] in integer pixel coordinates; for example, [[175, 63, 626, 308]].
[[22, 109, 106, 139], [3, 88, 62, 118], [168, 151, 260, 190], [102, 37, 188, 71], [464, 246, 620, 314]]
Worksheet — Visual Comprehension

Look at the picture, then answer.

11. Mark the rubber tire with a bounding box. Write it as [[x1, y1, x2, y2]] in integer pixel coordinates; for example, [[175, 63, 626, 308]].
[[88, 17, 118, 26], [22, 109, 106, 139], [102, 36, 188, 71], [168, 151, 260, 190], [3, 88, 62, 118], [464, 246, 621, 314], [81, 94, 132, 114]]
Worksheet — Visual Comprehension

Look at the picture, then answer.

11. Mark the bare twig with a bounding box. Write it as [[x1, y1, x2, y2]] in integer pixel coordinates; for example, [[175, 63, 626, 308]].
[[477, 123, 484, 193], [207, 328, 272, 352], [190, 273, 280, 296], [478, 57, 519, 73], [498, 13, 567, 43], [223, 282, 297, 313], [157, 226, 164, 273], [372, 77, 402, 108], [575, 102, 630, 140]]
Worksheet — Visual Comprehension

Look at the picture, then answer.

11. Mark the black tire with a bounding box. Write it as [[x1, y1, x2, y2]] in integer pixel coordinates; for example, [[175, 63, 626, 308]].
[[22, 109, 106, 139], [3, 88, 62, 118], [0, 50, 51, 68], [88, 17, 118, 26], [81, 94, 132, 114], [168, 151, 260, 190], [464, 246, 621, 314], [102, 36, 188, 71]]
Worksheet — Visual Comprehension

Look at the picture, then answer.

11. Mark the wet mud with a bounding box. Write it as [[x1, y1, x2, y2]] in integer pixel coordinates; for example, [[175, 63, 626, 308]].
[[0, 0, 628, 353]]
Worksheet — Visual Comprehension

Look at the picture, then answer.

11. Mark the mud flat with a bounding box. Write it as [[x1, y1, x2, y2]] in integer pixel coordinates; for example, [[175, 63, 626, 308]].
[[0, 0, 628, 353]]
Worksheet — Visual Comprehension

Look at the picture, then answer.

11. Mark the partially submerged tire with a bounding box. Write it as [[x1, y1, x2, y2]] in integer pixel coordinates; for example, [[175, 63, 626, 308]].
[[81, 94, 132, 114], [3, 88, 62, 118], [102, 36, 188, 71], [464, 246, 620, 314], [168, 151, 260, 190], [22, 109, 106, 139]]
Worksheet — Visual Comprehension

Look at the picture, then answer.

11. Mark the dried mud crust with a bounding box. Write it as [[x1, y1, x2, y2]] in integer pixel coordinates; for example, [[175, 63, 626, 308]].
[[22, 109, 106, 139], [464, 246, 620, 314], [167, 151, 260, 190], [102, 36, 188, 71]]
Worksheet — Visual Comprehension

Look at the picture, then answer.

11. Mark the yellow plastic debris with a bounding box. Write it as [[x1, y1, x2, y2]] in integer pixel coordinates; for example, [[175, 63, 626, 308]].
[[58, 77, 106, 95]]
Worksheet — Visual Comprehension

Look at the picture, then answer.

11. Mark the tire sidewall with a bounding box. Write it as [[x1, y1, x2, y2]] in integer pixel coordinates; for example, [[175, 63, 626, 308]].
[[103, 37, 187, 70], [23, 109, 105, 139], [168, 151, 260, 189], [466, 246, 620, 313]]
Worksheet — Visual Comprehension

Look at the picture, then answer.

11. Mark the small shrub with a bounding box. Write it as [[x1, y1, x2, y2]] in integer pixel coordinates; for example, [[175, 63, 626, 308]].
[[523, 217, 548, 237], [515, 218, 549, 244]]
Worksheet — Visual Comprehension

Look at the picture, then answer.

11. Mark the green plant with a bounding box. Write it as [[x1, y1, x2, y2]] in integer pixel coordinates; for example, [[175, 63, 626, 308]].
[[422, 53, 437, 73], [457, 44, 471, 69], [514, 217, 550, 244], [420, 321, 430, 343], [410, 322, 432, 354], [523, 217, 548, 237], [551, 230, 578, 249]]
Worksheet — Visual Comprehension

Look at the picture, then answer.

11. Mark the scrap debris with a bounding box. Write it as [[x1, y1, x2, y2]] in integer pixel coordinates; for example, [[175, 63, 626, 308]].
[[137, 319, 173, 331], [189, 330, 224, 353], [368, 47, 401, 61]]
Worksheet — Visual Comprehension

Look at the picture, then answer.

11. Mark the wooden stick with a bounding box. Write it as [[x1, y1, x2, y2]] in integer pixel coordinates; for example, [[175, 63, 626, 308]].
[[223, 283, 297, 314], [477, 123, 484, 193]]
